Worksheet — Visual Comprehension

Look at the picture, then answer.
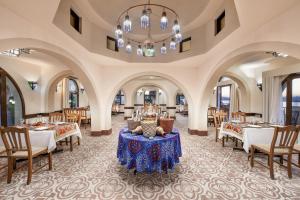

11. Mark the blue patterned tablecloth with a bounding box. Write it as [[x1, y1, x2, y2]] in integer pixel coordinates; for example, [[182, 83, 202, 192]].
[[117, 127, 182, 173]]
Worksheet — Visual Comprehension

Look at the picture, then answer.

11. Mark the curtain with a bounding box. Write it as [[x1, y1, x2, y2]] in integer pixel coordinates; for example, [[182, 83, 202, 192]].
[[262, 75, 285, 123], [229, 83, 239, 118]]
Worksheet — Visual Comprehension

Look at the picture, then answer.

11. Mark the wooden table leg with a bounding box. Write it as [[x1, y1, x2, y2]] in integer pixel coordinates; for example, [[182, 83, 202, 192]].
[[70, 136, 73, 152]]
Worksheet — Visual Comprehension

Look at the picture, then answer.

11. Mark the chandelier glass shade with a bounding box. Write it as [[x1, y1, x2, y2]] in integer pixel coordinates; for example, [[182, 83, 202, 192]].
[[114, 0, 182, 57]]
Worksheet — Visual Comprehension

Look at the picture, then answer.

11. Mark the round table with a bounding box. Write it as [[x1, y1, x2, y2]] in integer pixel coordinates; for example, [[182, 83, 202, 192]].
[[117, 127, 182, 173]]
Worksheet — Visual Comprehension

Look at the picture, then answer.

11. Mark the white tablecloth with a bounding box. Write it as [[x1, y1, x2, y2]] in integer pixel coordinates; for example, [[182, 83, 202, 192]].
[[219, 122, 275, 152], [0, 123, 82, 152]]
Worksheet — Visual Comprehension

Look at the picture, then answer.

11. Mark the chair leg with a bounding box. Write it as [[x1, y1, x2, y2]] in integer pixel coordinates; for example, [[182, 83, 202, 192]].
[[215, 129, 218, 142], [269, 154, 274, 180], [280, 156, 283, 165], [235, 139, 238, 147], [250, 146, 254, 167], [65, 138, 69, 145], [298, 153, 300, 166], [48, 152, 52, 170], [70, 136, 73, 152], [222, 137, 225, 147], [287, 153, 292, 179], [226, 135, 229, 142], [7, 157, 13, 184], [77, 137, 80, 145], [27, 157, 33, 185]]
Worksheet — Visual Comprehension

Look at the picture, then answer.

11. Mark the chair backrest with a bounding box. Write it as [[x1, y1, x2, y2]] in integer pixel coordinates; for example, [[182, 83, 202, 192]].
[[232, 112, 246, 122], [77, 108, 87, 118], [271, 125, 300, 153], [208, 107, 217, 116], [49, 112, 64, 123], [65, 113, 81, 127], [0, 127, 31, 156], [214, 112, 228, 127]]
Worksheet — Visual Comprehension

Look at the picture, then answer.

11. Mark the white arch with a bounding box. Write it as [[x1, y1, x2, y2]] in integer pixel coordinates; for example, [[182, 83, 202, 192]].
[[105, 71, 193, 130], [198, 41, 300, 130], [0, 38, 101, 131]]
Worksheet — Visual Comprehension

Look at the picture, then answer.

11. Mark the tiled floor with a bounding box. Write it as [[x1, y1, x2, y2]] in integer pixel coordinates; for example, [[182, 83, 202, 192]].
[[0, 114, 300, 199]]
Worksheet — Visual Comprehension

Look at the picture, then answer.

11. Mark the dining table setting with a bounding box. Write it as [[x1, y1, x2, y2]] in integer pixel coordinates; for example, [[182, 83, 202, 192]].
[[0, 120, 82, 152], [218, 120, 292, 152]]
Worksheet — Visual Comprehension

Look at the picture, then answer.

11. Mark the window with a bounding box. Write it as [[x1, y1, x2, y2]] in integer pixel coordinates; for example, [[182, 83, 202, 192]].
[[144, 91, 156, 104], [217, 85, 231, 114], [70, 9, 82, 33], [114, 90, 125, 105], [215, 11, 225, 35], [282, 74, 300, 125], [0, 68, 25, 126], [68, 79, 79, 108], [107, 36, 118, 52], [176, 94, 185, 105], [180, 37, 191, 53]]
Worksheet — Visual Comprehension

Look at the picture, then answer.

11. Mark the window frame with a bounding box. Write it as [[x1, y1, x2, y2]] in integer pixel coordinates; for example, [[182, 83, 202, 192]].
[[281, 73, 300, 125], [0, 68, 25, 126]]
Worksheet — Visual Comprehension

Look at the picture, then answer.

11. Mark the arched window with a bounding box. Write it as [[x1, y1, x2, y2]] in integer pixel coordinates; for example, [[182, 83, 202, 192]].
[[176, 93, 185, 105], [0, 68, 25, 126], [114, 90, 125, 105], [68, 79, 79, 108], [282, 73, 300, 125]]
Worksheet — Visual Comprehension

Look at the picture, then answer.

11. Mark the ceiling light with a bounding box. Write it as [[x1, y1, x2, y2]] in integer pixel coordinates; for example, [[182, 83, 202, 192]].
[[160, 11, 168, 30], [175, 30, 182, 43], [170, 38, 176, 50], [160, 43, 167, 54], [140, 9, 150, 29], [115, 24, 123, 38], [125, 42, 132, 53], [137, 45, 143, 56], [0, 48, 31, 57], [114, 2, 182, 57], [117, 38, 124, 48], [123, 14, 132, 32], [172, 19, 180, 34]]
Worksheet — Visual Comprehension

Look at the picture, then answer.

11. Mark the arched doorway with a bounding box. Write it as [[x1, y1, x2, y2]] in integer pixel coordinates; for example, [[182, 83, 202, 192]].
[[0, 67, 25, 126], [281, 73, 300, 125]]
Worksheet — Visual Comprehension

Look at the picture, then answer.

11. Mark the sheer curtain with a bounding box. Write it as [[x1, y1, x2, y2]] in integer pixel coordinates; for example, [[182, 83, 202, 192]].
[[262, 75, 285, 123]]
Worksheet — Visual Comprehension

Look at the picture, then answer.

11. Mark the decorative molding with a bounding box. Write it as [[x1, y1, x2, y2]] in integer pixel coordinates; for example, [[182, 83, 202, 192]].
[[188, 128, 208, 136], [124, 106, 134, 109], [91, 129, 112, 136], [166, 107, 176, 109], [134, 104, 144, 106]]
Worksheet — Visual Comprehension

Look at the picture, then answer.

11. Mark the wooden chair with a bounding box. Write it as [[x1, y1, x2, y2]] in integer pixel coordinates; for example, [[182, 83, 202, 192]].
[[214, 112, 228, 142], [77, 108, 90, 129], [250, 125, 300, 179], [65, 114, 81, 151], [0, 127, 52, 185], [49, 112, 63, 123], [292, 144, 300, 168], [231, 111, 246, 123], [207, 107, 216, 127], [0, 146, 7, 172]]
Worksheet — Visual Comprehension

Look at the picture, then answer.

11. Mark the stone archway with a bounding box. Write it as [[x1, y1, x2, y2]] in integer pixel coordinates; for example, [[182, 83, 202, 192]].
[[0, 38, 101, 131], [105, 72, 194, 131], [197, 41, 300, 131]]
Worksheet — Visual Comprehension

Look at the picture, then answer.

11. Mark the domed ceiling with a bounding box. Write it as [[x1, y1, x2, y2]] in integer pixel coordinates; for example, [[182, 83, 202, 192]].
[[87, 0, 210, 40]]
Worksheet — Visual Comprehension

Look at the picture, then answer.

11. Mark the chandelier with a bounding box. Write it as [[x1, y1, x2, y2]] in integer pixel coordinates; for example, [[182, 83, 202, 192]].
[[114, 0, 182, 57]]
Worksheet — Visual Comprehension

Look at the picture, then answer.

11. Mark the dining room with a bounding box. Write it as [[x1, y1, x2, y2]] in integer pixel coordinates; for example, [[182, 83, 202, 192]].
[[1, 0, 300, 199]]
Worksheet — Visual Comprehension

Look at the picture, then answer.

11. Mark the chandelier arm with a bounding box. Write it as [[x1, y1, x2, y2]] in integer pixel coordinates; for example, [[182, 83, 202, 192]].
[[117, 4, 179, 23]]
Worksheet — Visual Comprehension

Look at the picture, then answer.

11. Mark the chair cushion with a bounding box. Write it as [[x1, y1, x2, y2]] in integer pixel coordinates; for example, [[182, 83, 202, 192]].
[[12, 146, 48, 158], [294, 144, 300, 152], [0, 146, 5, 153], [253, 144, 290, 154]]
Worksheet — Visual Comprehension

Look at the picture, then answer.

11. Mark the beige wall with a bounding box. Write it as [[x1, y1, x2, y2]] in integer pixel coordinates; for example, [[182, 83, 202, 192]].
[[0, 0, 300, 132]]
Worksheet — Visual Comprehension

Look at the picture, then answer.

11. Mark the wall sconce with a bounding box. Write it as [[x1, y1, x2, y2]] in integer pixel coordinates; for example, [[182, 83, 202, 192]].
[[257, 83, 262, 91], [80, 87, 85, 93], [28, 81, 38, 90]]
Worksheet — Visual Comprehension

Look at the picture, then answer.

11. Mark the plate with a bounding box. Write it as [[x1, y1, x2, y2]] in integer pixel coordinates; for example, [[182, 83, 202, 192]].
[[247, 124, 262, 128], [34, 126, 49, 131]]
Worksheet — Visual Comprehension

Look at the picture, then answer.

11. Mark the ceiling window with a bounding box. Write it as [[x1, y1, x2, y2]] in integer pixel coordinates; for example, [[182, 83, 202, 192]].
[[70, 9, 82, 33], [215, 11, 225, 35]]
